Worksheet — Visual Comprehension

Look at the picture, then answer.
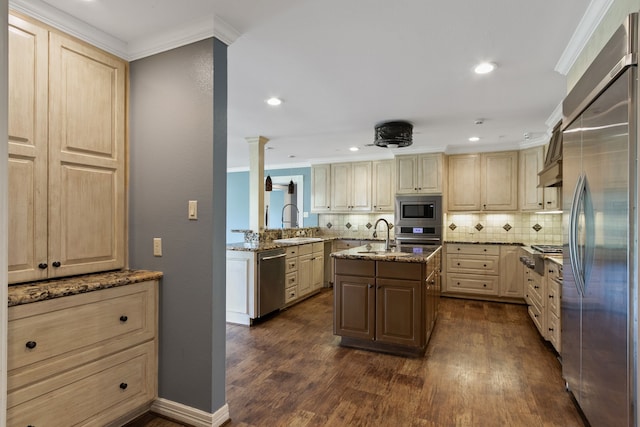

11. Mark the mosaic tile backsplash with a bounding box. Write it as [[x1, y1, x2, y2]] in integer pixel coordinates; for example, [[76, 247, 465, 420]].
[[317, 212, 562, 245]]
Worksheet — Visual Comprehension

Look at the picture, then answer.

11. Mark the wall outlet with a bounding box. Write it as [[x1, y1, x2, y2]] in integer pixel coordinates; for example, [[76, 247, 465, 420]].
[[153, 238, 162, 257]]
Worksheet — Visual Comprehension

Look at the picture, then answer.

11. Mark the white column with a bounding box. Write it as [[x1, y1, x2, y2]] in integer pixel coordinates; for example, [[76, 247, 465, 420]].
[[246, 136, 269, 232]]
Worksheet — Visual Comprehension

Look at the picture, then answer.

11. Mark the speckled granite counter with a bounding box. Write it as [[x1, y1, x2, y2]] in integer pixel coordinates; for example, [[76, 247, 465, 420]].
[[8, 269, 163, 307], [331, 243, 441, 263], [226, 237, 389, 252]]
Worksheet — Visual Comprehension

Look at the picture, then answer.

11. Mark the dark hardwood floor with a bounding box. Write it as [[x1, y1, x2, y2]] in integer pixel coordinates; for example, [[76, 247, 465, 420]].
[[129, 289, 585, 427]]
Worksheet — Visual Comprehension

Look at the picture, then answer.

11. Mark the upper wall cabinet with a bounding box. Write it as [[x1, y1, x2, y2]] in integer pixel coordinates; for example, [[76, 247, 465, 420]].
[[311, 164, 331, 212], [448, 151, 518, 211], [8, 13, 127, 284], [331, 162, 372, 212], [396, 153, 443, 194], [519, 146, 561, 211], [372, 160, 395, 212]]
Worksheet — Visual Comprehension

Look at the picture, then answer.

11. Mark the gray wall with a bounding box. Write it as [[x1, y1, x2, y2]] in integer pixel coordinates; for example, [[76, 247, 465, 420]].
[[129, 38, 227, 413]]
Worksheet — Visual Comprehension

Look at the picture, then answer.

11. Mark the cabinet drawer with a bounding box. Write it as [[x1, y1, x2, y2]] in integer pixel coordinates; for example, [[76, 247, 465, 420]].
[[377, 261, 422, 280], [447, 244, 499, 256], [528, 303, 544, 335], [548, 313, 561, 352], [312, 242, 324, 253], [447, 274, 499, 295], [548, 279, 561, 317], [284, 246, 299, 257], [446, 254, 499, 275], [528, 276, 544, 307], [8, 282, 155, 378], [286, 271, 298, 288], [285, 285, 298, 303], [8, 341, 156, 426], [286, 258, 298, 273], [298, 243, 313, 256]]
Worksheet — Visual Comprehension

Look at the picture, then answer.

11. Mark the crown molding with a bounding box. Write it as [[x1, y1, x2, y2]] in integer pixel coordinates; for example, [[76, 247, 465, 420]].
[[9, 0, 241, 61], [555, 0, 615, 75], [9, 0, 128, 58]]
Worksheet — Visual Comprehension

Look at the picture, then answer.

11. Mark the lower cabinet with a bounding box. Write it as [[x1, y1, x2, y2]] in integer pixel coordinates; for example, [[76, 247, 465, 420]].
[[333, 253, 440, 356], [7, 280, 158, 427]]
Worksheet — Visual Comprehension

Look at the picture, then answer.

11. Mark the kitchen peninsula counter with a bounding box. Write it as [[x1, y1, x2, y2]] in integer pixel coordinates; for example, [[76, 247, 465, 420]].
[[330, 242, 440, 263], [8, 269, 163, 307]]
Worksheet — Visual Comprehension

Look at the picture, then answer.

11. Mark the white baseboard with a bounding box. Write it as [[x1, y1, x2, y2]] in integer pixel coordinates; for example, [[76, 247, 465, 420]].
[[151, 398, 230, 427], [226, 311, 251, 326]]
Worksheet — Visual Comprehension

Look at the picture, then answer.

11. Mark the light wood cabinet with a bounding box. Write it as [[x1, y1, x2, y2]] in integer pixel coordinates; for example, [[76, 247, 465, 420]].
[[7, 281, 158, 427], [445, 243, 500, 296], [8, 13, 127, 284], [448, 151, 518, 211], [372, 159, 395, 211], [519, 146, 561, 211], [546, 260, 562, 352], [331, 161, 372, 212], [499, 245, 524, 298], [311, 164, 331, 212], [396, 153, 443, 194]]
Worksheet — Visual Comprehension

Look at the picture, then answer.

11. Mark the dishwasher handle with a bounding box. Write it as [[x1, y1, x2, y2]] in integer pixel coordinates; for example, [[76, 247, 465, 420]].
[[261, 253, 287, 261]]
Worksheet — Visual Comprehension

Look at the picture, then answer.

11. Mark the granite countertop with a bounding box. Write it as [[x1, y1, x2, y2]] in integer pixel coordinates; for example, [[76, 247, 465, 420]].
[[331, 243, 441, 263], [8, 269, 163, 307], [226, 237, 389, 252]]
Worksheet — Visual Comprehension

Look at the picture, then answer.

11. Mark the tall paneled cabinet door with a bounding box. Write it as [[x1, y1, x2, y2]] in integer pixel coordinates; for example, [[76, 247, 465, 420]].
[[330, 162, 372, 212], [480, 151, 518, 210], [7, 15, 49, 283], [372, 160, 395, 211], [48, 32, 127, 278], [447, 154, 481, 210], [311, 164, 331, 212], [8, 14, 127, 283], [519, 146, 562, 211], [396, 153, 442, 194]]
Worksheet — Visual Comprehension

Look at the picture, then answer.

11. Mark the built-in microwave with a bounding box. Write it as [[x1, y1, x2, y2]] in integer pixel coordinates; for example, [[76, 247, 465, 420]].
[[394, 195, 443, 244]]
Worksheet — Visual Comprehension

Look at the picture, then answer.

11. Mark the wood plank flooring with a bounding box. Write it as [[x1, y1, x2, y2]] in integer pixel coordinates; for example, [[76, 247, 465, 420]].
[[128, 289, 586, 427]]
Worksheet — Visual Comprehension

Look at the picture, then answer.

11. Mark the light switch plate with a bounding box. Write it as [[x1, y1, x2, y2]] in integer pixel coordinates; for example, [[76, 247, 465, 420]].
[[153, 238, 162, 256], [188, 200, 198, 220]]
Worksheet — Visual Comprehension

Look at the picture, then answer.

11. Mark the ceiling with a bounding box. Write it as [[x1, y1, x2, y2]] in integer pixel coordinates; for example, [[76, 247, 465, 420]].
[[11, 0, 599, 170]]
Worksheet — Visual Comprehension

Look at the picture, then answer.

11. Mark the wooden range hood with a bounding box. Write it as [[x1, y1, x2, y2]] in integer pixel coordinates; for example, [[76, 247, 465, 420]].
[[538, 121, 562, 187]]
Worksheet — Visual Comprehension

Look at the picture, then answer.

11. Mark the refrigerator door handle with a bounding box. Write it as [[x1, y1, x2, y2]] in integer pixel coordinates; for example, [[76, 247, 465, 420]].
[[569, 173, 586, 296]]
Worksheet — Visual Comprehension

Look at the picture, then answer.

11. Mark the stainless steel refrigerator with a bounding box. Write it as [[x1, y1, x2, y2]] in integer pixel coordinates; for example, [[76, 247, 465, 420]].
[[562, 13, 637, 427]]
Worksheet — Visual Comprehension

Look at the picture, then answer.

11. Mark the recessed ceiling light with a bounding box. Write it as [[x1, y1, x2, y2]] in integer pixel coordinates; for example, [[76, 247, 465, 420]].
[[349, 147, 359, 152], [266, 97, 282, 106], [469, 136, 480, 142], [474, 62, 496, 74]]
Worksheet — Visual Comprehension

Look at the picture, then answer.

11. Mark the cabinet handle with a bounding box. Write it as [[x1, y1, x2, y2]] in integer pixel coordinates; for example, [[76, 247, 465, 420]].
[[457, 263, 460, 266], [483, 284, 487, 287], [25, 341, 37, 349], [483, 249, 487, 252], [120, 315, 128, 322], [534, 314, 539, 318], [456, 282, 460, 285], [534, 285, 539, 289], [38, 263, 47, 269], [538, 202, 543, 206], [52, 261, 61, 267], [549, 328, 554, 331], [119, 382, 128, 390], [548, 295, 554, 299], [546, 201, 552, 204], [483, 264, 487, 267], [368, 284, 373, 288], [457, 248, 461, 251]]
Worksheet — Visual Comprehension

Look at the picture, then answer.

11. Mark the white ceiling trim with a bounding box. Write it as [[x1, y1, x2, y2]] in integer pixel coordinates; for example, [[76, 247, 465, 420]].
[[9, 0, 128, 58], [9, 0, 240, 61], [555, 0, 615, 75]]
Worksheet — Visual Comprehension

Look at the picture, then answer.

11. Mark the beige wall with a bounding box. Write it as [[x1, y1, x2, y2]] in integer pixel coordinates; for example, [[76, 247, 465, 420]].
[[567, 0, 640, 90]]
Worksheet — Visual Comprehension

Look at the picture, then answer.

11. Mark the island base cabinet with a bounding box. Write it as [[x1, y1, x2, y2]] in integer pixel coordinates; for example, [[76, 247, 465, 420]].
[[334, 274, 375, 340], [375, 278, 421, 347], [7, 341, 155, 427]]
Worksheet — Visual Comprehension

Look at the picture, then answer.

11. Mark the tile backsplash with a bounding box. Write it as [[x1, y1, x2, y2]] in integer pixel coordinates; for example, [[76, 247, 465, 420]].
[[317, 211, 562, 245]]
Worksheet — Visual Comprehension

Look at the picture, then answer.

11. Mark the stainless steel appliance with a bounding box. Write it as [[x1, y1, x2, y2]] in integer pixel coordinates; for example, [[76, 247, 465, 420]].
[[394, 195, 442, 244], [257, 248, 286, 317], [530, 245, 562, 276], [562, 13, 637, 427]]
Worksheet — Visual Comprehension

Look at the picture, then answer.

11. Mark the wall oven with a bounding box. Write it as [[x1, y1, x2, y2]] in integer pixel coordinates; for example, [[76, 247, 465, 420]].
[[394, 195, 442, 245]]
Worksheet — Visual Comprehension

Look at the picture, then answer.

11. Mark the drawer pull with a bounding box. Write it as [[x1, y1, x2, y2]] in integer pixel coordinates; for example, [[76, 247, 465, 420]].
[[119, 382, 128, 390], [483, 264, 487, 267], [38, 263, 47, 269], [548, 295, 554, 299], [483, 284, 487, 287], [457, 263, 460, 266], [534, 285, 539, 289], [549, 328, 554, 331], [52, 261, 61, 267], [25, 341, 37, 349], [120, 315, 128, 322]]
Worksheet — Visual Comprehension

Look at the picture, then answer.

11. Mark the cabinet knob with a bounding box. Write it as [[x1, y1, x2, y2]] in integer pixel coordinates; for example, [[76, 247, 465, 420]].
[[414, 188, 418, 191], [368, 284, 373, 288], [52, 261, 61, 267], [120, 315, 128, 322], [457, 248, 461, 251], [534, 285, 539, 289], [483, 249, 487, 252], [538, 202, 543, 206], [38, 263, 47, 269], [483, 264, 487, 267], [548, 295, 554, 299], [26, 341, 37, 349], [457, 263, 460, 266], [546, 201, 552, 204], [119, 382, 128, 390], [483, 284, 487, 287], [549, 328, 554, 331]]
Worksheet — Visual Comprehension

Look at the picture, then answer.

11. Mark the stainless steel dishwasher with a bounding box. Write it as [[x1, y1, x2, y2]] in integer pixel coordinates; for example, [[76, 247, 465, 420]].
[[257, 248, 286, 317]]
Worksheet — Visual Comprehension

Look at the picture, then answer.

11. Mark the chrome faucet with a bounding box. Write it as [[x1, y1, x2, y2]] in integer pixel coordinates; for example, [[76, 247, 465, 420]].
[[373, 218, 392, 251], [281, 203, 300, 228]]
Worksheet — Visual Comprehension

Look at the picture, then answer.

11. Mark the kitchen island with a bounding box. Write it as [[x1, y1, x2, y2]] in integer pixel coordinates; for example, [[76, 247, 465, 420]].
[[331, 243, 441, 357]]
